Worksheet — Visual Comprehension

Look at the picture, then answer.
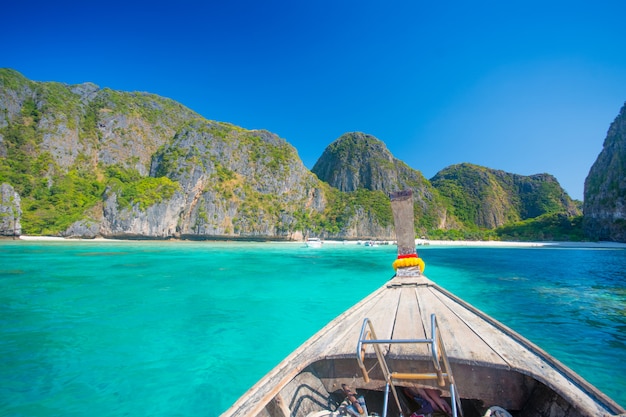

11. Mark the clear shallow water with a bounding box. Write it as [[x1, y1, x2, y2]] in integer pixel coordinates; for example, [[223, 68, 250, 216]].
[[0, 241, 624, 416]]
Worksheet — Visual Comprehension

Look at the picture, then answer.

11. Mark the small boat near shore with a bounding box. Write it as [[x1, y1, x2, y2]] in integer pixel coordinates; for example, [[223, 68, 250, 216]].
[[306, 238, 323, 248], [221, 191, 625, 417]]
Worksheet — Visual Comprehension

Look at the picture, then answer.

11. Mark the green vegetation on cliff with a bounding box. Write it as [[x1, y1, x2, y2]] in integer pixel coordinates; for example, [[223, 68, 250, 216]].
[[431, 163, 579, 230], [0, 94, 90, 234], [0, 108, 104, 234], [105, 165, 180, 210], [312, 132, 453, 235], [331, 188, 393, 228], [496, 213, 585, 241], [0, 92, 178, 233], [0, 115, 178, 233]]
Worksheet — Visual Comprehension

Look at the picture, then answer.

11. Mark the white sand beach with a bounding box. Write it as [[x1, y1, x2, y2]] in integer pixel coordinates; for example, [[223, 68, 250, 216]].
[[18, 235, 114, 242], [15, 235, 626, 249], [323, 238, 626, 249], [416, 239, 626, 249]]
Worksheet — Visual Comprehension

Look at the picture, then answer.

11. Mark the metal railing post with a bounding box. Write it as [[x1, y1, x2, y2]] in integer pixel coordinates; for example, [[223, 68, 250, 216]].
[[356, 315, 463, 417]]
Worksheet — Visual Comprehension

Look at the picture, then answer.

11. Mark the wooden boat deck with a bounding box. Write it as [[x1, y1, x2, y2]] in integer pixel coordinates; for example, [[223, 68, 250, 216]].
[[221, 274, 624, 417]]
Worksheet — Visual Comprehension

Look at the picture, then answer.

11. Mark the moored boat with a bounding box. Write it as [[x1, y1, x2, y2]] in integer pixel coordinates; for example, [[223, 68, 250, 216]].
[[221, 191, 625, 417], [306, 238, 323, 248]]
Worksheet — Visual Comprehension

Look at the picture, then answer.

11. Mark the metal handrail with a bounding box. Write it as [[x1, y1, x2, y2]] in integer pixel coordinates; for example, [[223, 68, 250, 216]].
[[357, 318, 403, 416], [356, 314, 463, 417]]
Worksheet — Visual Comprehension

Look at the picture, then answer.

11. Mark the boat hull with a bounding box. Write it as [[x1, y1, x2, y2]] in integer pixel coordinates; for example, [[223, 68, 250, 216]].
[[306, 238, 323, 248], [220, 275, 625, 417]]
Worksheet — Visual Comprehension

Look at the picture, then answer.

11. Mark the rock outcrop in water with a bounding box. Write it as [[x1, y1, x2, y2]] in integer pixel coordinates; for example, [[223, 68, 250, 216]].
[[583, 103, 626, 242]]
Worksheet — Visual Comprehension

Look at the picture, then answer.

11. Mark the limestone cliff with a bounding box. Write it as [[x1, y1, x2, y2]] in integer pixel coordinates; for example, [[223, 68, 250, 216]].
[[0, 68, 589, 240], [431, 163, 579, 229], [0, 69, 200, 175], [583, 103, 626, 242], [0, 69, 327, 239], [144, 122, 325, 239], [0, 183, 21, 236], [312, 132, 458, 233], [312, 132, 400, 192]]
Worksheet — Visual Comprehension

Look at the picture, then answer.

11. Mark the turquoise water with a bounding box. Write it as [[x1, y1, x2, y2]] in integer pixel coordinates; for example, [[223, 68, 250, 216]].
[[0, 241, 624, 416]]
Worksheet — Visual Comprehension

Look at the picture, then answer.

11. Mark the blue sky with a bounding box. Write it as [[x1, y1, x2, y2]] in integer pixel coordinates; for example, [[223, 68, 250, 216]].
[[3, 0, 626, 200]]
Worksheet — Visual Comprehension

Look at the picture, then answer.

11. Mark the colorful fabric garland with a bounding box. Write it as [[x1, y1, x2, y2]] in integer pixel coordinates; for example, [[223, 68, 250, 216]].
[[392, 257, 425, 272]]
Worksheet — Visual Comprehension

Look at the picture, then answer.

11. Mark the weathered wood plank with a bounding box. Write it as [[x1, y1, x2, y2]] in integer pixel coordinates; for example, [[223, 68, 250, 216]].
[[420, 284, 508, 367], [388, 286, 430, 358], [324, 282, 402, 358]]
